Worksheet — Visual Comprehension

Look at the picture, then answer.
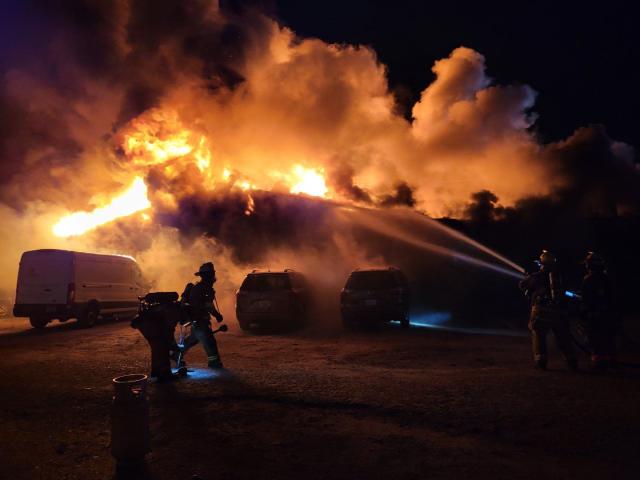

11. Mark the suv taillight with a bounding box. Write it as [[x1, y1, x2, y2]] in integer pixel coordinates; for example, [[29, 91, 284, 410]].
[[67, 283, 76, 305]]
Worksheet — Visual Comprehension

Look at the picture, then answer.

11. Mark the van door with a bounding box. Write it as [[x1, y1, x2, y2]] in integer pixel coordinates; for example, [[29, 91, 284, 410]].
[[74, 255, 113, 305], [16, 251, 72, 305], [110, 260, 135, 305]]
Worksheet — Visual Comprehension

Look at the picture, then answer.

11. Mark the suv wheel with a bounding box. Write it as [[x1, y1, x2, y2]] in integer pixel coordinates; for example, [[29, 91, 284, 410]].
[[77, 303, 99, 328], [29, 316, 49, 329]]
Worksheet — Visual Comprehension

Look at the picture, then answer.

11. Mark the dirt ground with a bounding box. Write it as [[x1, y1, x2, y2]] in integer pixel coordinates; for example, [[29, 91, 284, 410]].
[[1, 315, 639, 480]]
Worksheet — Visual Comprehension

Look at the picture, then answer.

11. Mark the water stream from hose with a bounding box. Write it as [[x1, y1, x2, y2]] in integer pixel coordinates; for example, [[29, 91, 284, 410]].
[[337, 205, 526, 280]]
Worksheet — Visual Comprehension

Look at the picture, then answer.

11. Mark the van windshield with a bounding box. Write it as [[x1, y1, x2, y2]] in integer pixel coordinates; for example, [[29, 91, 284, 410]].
[[346, 271, 396, 290], [241, 274, 292, 292]]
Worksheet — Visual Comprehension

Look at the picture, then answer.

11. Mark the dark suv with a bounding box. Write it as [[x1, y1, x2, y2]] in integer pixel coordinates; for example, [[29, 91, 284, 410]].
[[236, 270, 310, 332], [340, 268, 410, 329]]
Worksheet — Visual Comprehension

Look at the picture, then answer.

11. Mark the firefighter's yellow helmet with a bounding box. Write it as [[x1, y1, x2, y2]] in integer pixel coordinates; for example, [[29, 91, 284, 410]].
[[539, 250, 556, 266]]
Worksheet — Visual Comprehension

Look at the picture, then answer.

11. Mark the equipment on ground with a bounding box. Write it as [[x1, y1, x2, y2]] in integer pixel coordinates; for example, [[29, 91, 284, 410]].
[[111, 374, 149, 468]]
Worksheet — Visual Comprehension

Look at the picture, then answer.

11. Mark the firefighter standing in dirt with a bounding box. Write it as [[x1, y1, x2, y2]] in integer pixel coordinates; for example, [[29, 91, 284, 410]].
[[181, 262, 224, 369], [519, 250, 577, 371], [580, 252, 617, 368]]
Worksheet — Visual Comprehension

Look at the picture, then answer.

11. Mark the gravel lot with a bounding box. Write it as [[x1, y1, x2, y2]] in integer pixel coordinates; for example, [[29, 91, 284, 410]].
[[1, 316, 639, 479]]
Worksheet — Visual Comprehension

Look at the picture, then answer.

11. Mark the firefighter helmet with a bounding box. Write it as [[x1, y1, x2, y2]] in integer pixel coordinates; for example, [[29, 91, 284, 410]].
[[195, 262, 215, 276], [584, 251, 605, 270], [538, 250, 556, 267]]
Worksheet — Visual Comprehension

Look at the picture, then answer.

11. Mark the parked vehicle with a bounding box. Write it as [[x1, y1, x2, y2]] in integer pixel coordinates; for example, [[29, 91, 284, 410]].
[[340, 267, 410, 329], [13, 249, 149, 329], [236, 269, 310, 332]]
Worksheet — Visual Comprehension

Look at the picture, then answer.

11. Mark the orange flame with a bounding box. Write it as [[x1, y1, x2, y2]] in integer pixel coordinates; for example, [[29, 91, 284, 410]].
[[289, 165, 328, 197], [51, 109, 335, 237], [52, 177, 151, 237]]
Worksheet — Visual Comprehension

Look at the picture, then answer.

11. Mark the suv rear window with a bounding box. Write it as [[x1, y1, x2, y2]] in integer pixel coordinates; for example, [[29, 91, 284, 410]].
[[345, 271, 398, 290], [240, 274, 292, 292]]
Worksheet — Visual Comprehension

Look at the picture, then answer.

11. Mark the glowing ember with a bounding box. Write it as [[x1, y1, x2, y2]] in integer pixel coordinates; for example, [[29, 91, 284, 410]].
[[238, 180, 253, 191], [194, 137, 211, 173], [290, 165, 328, 197], [244, 194, 255, 216], [52, 177, 151, 237]]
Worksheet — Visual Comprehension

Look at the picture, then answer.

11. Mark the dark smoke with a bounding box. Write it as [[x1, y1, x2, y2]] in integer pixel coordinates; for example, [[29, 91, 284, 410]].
[[464, 190, 504, 223], [460, 125, 640, 313], [158, 190, 335, 263], [379, 182, 416, 208], [329, 164, 373, 204]]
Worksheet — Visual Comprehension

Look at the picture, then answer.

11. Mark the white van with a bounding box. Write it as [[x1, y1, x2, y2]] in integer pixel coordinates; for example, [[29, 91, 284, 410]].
[[13, 249, 149, 329]]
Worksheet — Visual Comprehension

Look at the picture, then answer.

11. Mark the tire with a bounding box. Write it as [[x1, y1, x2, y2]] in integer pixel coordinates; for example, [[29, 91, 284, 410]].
[[29, 316, 49, 329], [77, 303, 99, 328]]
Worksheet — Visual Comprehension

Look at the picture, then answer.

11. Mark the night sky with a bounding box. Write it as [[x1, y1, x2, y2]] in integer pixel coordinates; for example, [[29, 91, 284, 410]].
[[273, 0, 639, 148]]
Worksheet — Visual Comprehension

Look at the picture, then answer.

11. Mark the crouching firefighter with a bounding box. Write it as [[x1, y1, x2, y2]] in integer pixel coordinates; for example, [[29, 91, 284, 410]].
[[581, 252, 617, 369], [519, 250, 577, 371], [181, 262, 225, 369], [131, 292, 182, 382]]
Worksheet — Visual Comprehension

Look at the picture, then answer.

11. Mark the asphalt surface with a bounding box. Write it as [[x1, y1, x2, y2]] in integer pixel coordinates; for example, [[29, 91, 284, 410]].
[[1, 316, 639, 480]]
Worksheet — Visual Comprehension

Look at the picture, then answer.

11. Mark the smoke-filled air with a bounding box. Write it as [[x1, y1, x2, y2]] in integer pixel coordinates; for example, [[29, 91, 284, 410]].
[[1, 1, 638, 310]]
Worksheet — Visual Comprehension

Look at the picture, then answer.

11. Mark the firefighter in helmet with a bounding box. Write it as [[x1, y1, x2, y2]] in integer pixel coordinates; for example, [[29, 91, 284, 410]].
[[580, 252, 617, 368], [181, 262, 225, 369], [519, 250, 577, 371]]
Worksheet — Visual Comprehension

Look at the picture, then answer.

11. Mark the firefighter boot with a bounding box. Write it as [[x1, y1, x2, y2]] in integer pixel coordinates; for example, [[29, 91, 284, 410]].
[[533, 354, 547, 370], [208, 357, 224, 369]]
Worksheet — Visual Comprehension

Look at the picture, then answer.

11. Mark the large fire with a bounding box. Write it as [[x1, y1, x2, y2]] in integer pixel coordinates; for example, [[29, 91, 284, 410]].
[[52, 177, 151, 238], [51, 110, 330, 237], [290, 165, 328, 197]]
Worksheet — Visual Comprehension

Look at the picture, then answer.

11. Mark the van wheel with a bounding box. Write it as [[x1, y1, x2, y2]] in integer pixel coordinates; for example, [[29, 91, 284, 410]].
[[29, 316, 49, 329], [77, 304, 99, 328]]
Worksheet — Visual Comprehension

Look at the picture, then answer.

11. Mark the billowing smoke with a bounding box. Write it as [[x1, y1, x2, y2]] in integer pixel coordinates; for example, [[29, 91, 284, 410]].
[[1, 1, 638, 320]]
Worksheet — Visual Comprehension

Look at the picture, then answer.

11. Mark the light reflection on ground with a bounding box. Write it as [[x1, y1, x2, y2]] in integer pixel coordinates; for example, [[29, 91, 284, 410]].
[[171, 367, 226, 380], [391, 312, 528, 337]]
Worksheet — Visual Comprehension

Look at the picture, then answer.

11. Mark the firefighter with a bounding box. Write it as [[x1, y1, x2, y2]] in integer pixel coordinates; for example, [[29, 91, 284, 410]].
[[580, 252, 617, 368], [519, 250, 577, 371], [181, 262, 225, 369], [132, 292, 182, 382]]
